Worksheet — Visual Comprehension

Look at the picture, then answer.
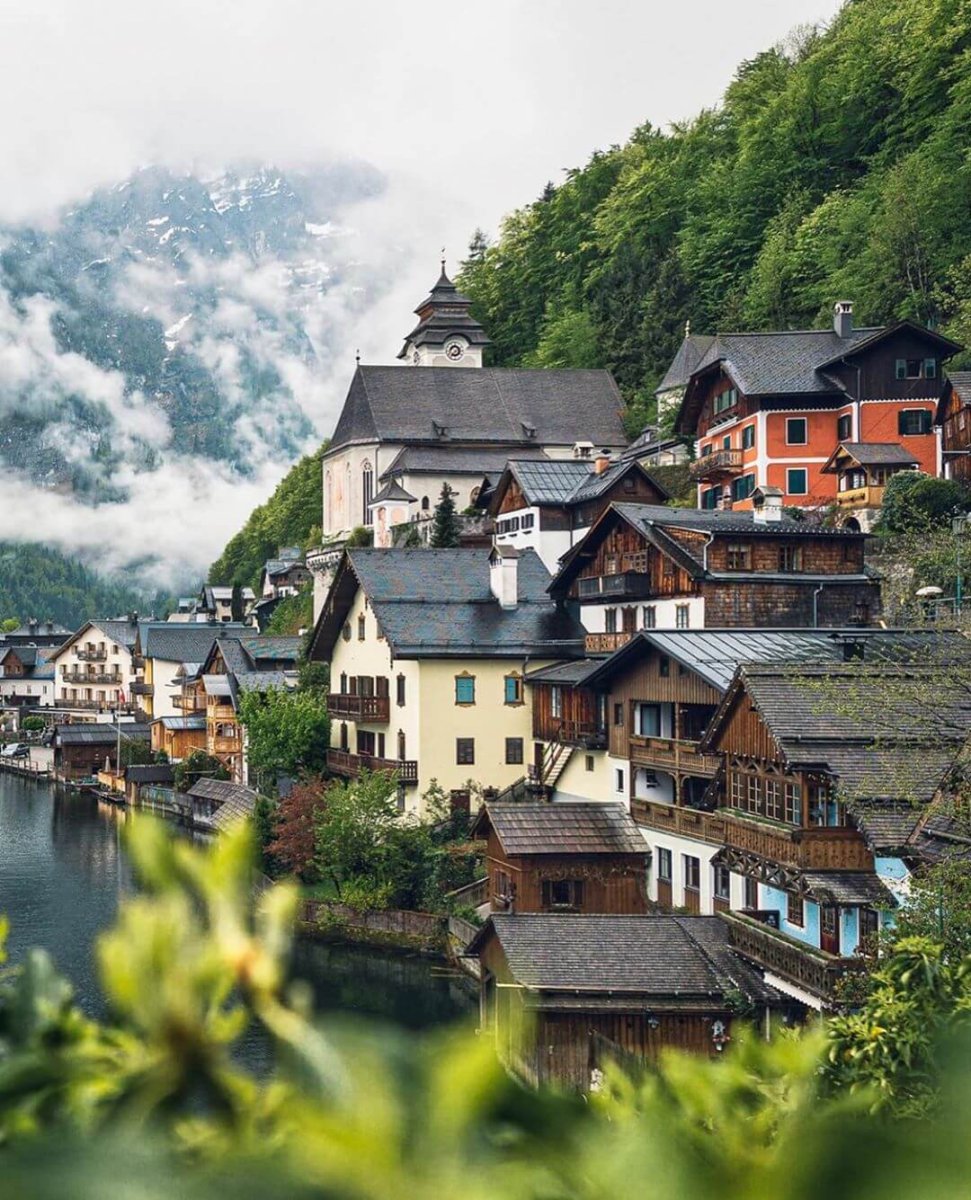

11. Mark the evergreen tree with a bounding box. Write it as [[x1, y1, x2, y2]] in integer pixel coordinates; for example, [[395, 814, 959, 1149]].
[[430, 484, 461, 547], [230, 582, 245, 622]]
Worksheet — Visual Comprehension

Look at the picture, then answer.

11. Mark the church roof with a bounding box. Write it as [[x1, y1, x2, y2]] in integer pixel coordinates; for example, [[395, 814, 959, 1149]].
[[397, 267, 490, 358], [328, 366, 628, 454]]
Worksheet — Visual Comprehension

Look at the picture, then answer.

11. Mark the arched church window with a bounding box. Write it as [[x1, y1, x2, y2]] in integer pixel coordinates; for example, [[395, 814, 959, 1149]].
[[421, 496, 430, 512], [362, 460, 373, 525]]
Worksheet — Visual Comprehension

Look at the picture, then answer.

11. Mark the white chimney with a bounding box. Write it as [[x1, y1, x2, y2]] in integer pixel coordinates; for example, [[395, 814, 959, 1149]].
[[833, 300, 853, 339], [489, 543, 519, 609], [752, 486, 784, 524]]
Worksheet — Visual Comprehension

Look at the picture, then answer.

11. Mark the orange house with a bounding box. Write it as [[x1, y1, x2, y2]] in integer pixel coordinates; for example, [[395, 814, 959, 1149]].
[[673, 302, 960, 519]]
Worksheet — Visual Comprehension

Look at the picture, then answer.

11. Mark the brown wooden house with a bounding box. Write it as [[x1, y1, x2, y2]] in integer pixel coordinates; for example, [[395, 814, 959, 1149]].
[[471, 802, 649, 915], [150, 714, 207, 761], [549, 501, 880, 648], [469, 913, 785, 1089], [52, 722, 151, 781], [938, 372, 971, 484]]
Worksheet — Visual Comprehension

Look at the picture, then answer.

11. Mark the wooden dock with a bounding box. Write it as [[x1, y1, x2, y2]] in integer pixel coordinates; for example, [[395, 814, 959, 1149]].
[[0, 757, 53, 781]]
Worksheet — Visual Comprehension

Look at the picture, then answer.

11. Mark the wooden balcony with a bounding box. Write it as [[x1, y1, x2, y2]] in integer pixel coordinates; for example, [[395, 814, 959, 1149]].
[[327, 748, 418, 785], [62, 671, 122, 685], [130, 681, 154, 696], [211, 735, 240, 754], [689, 448, 743, 480], [835, 484, 886, 509], [720, 911, 864, 1006], [327, 693, 390, 723], [632, 800, 873, 871], [56, 698, 135, 713], [577, 572, 650, 601], [556, 719, 608, 750], [629, 733, 720, 778], [76, 648, 107, 662], [173, 694, 203, 712], [585, 631, 633, 654]]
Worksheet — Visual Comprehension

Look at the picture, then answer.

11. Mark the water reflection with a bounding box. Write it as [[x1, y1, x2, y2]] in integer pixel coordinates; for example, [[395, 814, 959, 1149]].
[[0, 774, 474, 1040]]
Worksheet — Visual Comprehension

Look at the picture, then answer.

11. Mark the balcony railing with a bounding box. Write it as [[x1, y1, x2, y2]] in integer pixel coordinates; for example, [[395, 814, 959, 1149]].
[[720, 911, 864, 1006], [56, 698, 136, 712], [577, 572, 650, 601], [211, 735, 240, 753], [327, 748, 418, 785], [76, 648, 107, 662], [327, 693, 390, 722], [631, 800, 874, 871], [835, 484, 886, 509], [629, 733, 721, 777], [585, 632, 633, 654], [61, 671, 122, 685], [556, 719, 608, 750], [173, 694, 203, 712], [130, 681, 154, 696], [689, 448, 743, 480]]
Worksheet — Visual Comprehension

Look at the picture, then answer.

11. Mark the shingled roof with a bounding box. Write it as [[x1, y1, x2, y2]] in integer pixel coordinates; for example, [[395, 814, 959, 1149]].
[[188, 778, 258, 831], [822, 442, 919, 471], [473, 802, 647, 856], [701, 661, 971, 806], [328, 366, 628, 453], [471, 914, 779, 1002], [655, 333, 716, 394], [310, 547, 586, 661], [141, 623, 246, 664]]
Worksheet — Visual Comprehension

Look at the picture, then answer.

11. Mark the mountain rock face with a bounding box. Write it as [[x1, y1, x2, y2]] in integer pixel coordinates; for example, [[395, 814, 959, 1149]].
[[0, 163, 383, 501]]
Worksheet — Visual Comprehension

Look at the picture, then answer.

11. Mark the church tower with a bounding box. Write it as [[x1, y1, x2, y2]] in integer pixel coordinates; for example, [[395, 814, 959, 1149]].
[[397, 262, 490, 367]]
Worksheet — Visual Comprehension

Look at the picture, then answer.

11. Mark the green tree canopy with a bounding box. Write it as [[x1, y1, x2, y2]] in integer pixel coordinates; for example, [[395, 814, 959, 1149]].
[[237, 686, 330, 786]]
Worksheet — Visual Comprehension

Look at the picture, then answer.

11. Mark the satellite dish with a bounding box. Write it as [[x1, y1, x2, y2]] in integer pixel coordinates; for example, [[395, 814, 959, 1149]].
[[916, 586, 944, 597]]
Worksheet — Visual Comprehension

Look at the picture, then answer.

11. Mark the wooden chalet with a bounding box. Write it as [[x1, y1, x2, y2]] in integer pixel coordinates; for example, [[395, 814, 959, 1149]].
[[673, 303, 960, 511], [487, 455, 669, 573], [688, 652, 971, 1005], [469, 914, 785, 1089], [150, 714, 207, 761], [938, 371, 971, 484], [471, 802, 649, 915], [549, 501, 880, 649]]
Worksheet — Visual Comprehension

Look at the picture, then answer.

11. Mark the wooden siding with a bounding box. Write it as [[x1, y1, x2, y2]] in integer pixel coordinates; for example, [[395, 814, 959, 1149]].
[[603, 651, 720, 759], [702, 579, 880, 627], [705, 537, 864, 575], [482, 828, 648, 915], [531, 681, 603, 745], [570, 523, 696, 601], [498, 478, 527, 515]]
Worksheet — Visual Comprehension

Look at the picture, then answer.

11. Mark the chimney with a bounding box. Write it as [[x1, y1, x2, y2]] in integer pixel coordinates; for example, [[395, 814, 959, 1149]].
[[489, 543, 519, 610], [752, 486, 783, 524], [594, 450, 612, 476], [833, 300, 853, 339]]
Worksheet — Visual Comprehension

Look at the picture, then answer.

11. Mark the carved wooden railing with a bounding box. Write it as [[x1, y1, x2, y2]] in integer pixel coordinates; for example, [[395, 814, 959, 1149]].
[[327, 693, 391, 722], [585, 632, 634, 653], [327, 748, 418, 785], [689, 448, 743, 479], [631, 801, 873, 871], [720, 911, 864, 1005], [629, 733, 721, 777]]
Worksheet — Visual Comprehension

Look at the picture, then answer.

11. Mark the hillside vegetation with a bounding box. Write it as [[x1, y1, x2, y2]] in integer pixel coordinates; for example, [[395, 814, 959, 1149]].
[[208, 446, 325, 589], [458, 0, 971, 433], [0, 543, 163, 628]]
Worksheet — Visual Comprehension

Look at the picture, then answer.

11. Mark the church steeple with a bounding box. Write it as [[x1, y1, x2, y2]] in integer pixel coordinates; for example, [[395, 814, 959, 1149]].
[[397, 260, 490, 367]]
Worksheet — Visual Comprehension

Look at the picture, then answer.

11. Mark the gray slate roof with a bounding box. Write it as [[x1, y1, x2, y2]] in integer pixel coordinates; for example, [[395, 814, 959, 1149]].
[[478, 914, 778, 1001], [328, 366, 628, 453], [691, 327, 880, 397], [124, 764, 175, 785], [843, 798, 924, 853], [55, 722, 150, 746], [612, 502, 856, 540], [142, 623, 246, 664], [156, 715, 206, 731], [502, 457, 667, 509], [312, 548, 586, 661], [380, 445, 548, 481], [801, 872, 895, 907], [370, 480, 417, 505], [948, 371, 971, 405], [526, 658, 607, 686], [655, 334, 717, 394], [476, 802, 647, 856]]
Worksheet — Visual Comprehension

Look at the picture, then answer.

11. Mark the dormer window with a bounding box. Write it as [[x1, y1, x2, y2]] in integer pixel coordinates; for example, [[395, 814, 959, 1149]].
[[896, 358, 938, 380]]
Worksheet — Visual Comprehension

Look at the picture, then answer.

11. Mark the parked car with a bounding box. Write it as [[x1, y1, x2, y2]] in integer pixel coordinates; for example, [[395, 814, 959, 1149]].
[[0, 743, 29, 759]]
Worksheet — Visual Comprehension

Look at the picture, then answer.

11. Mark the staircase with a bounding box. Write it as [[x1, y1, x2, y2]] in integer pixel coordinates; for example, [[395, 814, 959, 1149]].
[[544, 742, 574, 789]]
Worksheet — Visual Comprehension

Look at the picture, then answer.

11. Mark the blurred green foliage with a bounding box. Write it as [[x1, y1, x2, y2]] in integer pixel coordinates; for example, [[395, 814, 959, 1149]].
[[1, 821, 971, 1198]]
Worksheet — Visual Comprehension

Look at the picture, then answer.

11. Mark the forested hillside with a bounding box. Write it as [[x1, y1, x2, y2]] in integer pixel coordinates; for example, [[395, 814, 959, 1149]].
[[0, 543, 164, 628], [207, 446, 325, 589], [459, 0, 971, 434]]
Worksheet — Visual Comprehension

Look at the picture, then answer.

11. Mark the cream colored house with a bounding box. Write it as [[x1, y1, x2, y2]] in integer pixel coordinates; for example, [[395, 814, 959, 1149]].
[[48, 618, 143, 715], [308, 545, 587, 816]]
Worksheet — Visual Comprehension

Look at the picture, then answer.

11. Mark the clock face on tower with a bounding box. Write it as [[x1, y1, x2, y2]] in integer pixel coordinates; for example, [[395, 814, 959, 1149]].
[[445, 341, 465, 361]]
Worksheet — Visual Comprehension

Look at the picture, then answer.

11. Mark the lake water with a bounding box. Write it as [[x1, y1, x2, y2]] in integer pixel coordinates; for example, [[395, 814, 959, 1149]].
[[0, 772, 473, 1053]]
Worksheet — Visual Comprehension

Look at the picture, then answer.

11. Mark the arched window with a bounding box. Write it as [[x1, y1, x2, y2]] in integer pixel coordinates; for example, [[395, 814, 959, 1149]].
[[421, 495, 430, 513], [362, 460, 374, 525]]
